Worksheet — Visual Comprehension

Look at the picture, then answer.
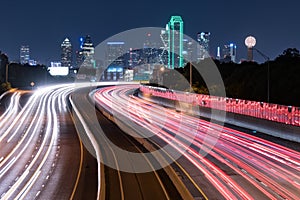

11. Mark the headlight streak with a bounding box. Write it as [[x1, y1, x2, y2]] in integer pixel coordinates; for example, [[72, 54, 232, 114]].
[[13, 89, 59, 200], [0, 83, 90, 199], [0, 92, 20, 124], [0, 82, 133, 199], [0, 93, 40, 142]]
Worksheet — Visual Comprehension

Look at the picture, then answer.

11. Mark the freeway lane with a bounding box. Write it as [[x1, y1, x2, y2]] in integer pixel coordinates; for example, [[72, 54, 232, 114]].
[[71, 86, 183, 200], [0, 84, 93, 199], [94, 85, 300, 200]]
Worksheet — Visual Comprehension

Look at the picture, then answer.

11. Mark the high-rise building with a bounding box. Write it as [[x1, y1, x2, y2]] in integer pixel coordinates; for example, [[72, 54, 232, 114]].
[[0, 52, 9, 82], [106, 41, 125, 66], [216, 46, 221, 60], [75, 50, 83, 68], [197, 32, 210, 61], [159, 27, 169, 65], [61, 38, 72, 68], [20, 45, 30, 64], [183, 38, 193, 63], [102, 41, 125, 81], [143, 33, 160, 64], [222, 43, 237, 63], [79, 35, 95, 68], [167, 16, 184, 69], [143, 33, 158, 49]]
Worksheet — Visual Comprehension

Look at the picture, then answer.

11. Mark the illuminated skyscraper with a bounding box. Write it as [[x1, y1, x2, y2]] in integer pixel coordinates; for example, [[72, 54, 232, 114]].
[[222, 43, 237, 63], [183, 38, 193, 62], [102, 41, 125, 81], [167, 16, 184, 69], [20, 45, 30, 64], [61, 38, 72, 67], [216, 46, 221, 60], [80, 35, 95, 68], [106, 41, 125, 66], [197, 32, 210, 61], [159, 27, 169, 65]]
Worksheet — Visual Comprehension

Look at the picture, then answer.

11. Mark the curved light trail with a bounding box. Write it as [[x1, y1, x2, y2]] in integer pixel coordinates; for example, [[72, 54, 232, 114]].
[[94, 85, 300, 200], [0, 83, 88, 199]]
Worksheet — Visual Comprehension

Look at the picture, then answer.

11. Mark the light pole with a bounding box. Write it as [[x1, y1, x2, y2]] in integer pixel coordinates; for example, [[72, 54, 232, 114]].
[[189, 62, 192, 92], [159, 65, 165, 85], [253, 48, 270, 103], [30, 82, 35, 90]]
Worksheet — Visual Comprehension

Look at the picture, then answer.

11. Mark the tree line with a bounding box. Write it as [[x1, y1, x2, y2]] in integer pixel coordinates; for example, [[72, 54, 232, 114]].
[[161, 48, 300, 107]]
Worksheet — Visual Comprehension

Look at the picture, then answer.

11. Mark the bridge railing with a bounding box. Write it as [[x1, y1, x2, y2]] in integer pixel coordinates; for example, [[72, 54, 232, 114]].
[[139, 85, 300, 127]]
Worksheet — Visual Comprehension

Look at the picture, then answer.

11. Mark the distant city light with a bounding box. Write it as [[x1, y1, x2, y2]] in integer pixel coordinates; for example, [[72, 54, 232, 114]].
[[107, 41, 125, 45], [51, 62, 62, 67], [48, 67, 69, 76]]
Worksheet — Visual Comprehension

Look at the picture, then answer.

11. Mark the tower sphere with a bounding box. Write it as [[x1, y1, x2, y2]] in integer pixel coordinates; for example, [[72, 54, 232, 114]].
[[245, 36, 256, 48]]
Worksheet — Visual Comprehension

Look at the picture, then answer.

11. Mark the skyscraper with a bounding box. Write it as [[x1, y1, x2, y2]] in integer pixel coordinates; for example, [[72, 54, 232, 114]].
[[159, 27, 169, 65], [167, 16, 184, 69], [0, 52, 9, 82], [61, 38, 72, 68], [106, 41, 125, 66], [79, 35, 95, 68], [197, 32, 210, 61], [222, 43, 237, 63], [183, 38, 193, 62], [20, 45, 30, 64], [216, 46, 221, 60]]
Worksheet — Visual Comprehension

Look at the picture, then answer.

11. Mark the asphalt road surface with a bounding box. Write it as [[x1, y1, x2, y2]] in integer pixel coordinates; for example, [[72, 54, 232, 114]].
[[71, 86, 183, 200]]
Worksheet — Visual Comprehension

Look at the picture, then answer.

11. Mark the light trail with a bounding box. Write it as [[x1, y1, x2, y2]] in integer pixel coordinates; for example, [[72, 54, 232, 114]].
[[94, 85, 300, 199], [0, 83, 95, 199], [0, 92, 21, 132]]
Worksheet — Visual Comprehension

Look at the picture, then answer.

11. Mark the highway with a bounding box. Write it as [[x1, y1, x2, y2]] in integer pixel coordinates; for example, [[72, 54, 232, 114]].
[[1, 82, 174, 200], [71, 86, 183, 200], [93, 84, 300, 200], [1, 82, 299, 199], [0, 84, 89, 199]]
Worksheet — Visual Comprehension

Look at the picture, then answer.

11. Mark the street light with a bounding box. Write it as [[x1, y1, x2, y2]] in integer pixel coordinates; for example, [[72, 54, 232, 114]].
[[159, 66, 165, 85], [30, 82, 35, 90], [189, 62, 192, 92]]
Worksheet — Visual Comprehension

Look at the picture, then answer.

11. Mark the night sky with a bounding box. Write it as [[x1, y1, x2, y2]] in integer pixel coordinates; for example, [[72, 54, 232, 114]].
[[1, 0, 299, 64]]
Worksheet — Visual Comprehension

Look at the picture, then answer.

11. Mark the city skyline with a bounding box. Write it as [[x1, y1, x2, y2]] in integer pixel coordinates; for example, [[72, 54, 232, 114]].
[[0, 0, 299, 64]]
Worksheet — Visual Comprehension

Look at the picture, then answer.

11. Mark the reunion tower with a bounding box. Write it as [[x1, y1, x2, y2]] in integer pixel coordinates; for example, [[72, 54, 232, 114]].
[[245, 36, 256, 61]]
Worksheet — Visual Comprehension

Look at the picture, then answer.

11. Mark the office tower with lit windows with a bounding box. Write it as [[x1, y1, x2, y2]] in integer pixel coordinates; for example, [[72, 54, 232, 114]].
[[102, 41, 125, 81], [79, 35, 95, 68], [216, 46, 221, 60], [159, 27, 169, 65], [75, 50, 83, 68], [183, 38, 193, 63], [61, 38, 72, 68], [222, 43, 237, 63], [197, 32, 210, 61], [20, 45, 30, 64], [106, 41, 125, 66], [167, 16, 184, 69]]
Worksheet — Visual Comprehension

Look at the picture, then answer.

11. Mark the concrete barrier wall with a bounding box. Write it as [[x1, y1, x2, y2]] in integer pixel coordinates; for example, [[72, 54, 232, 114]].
[[95, 100, 194, 200], [138, 90, 300, 143]]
